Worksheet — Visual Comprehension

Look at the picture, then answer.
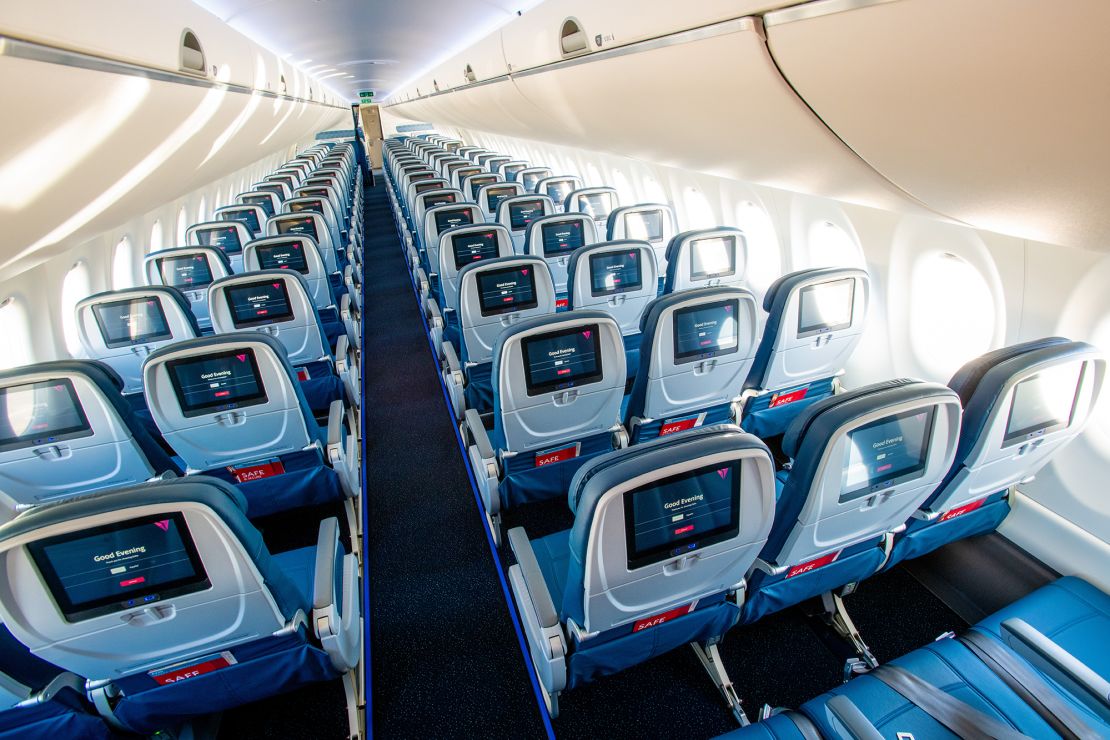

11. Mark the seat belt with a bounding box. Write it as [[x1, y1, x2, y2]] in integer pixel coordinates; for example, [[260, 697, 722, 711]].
[[786, 711, 823, 740], [870, 664, 1032, 740], [961, 630, 1100, 740]]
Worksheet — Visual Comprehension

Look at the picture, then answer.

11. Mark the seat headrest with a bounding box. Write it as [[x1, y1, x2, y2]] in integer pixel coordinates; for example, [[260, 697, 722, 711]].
[[0, 360, 125, 394]]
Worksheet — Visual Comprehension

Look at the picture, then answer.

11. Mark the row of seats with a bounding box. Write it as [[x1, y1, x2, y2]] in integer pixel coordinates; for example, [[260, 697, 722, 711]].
[[722, 576, 1110, 737], [385, 133, 1107, 721], [0, 139, 366, 737]]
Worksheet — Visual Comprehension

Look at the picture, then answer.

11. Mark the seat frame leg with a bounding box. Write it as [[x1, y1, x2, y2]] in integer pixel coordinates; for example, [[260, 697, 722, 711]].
[[821, 590, 879, 671], [691, 640, 749, 726], [341, 667, 364, 739]]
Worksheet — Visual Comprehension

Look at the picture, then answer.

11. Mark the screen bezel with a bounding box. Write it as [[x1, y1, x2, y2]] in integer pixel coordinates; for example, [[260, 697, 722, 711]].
[[26, 512, 211, 623], [451, 231, 500, 271], [688, 236, 737, 281], [839, 407, 937, 503], [92, 297, 174, 349], [797, 278, 856, 338], [255, 240, 311, 275], [476, 265, 539, 317], [157, 255, 214, 291], [588, 248, 644, 298], [540, 219, 585, 258], [622, 461, 742, 571], [509, 199, 545, 231], [194, 225, 243, 256], [0, 378, 93, 452], [671, 299, 742, 364], [223, 279, 296, 328], [165, 348, 269, 418], [274, 216, 318, 240], [1002, 365, 1083, 447], [521, 323, 604, 397]]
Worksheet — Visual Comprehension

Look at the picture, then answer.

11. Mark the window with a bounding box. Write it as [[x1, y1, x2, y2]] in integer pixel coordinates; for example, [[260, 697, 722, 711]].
[[735, 201, 781, 293], [0, 298, 32, 369], [197, 196, 207, 223], [61, 262, 92, 356], [176, 206, 188, 245], [808, 220, 863, 268], [149, 220, 164, 253], [112, 237, 135, 289], [643, 175, 667, 204], [682, 187, 715, 230], [909, 252, 997, 378]]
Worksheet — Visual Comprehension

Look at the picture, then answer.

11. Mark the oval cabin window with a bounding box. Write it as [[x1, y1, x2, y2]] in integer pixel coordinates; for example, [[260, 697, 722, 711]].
[[60, 262, 91, 356], [909, 251, 997, 378]]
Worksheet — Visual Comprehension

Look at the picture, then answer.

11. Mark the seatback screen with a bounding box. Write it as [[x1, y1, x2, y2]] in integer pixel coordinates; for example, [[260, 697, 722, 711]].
[[1003, 363, 1082, 446], [27, 513, 210, 622], [166, 348, 268, 417], [486, 187, 516, 213], [93, 297, 173, 348], [158, 255, 213, 290], [451, 231, 499, 270], [194, 225, 243, 256], [689, 237, 736, 280], [487, 157, 509, 172], [627, 210, 664, 242], [798, 278, 855, 337], [841, 409, 935, 501], [0, 379, 92, 451], [476, 265, 539, 317], [509, 199, 545, 231], [224, 279, 295, 328], [256, 183, 285, 199], [275, 216, 319, 241], [415, 181, 443, 195], [408, 172, 434, 182], [219, 209, 261, 235], [504, 164, 526, 179], [623, 461, 741, 570], [672, 299, 740, 363], [468, 176, 496, 200], [298, 187, 333, 200], [580, 192, 613, 220], [545, 180, 574, 204], [288, 200, 325, 216], [540, 220, 585, 258], [521, 324, 603, 396], [434, 208, 473, 233], [456, 167, 481, 183], [423, 192, 457, 209], [268, 175, 296, 189], [241, 194, 275, 217], [256, 240, 310, 275], [522, 172, 548, 191], [589, 249, 643, 297]]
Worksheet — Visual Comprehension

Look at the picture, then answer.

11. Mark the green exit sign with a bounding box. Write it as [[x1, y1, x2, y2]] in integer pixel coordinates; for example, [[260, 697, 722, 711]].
[[358, 90, 374, 102]]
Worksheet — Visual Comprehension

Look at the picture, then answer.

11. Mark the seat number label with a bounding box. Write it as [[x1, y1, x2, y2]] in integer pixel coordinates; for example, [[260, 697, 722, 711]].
[[769, 387, 808, 408], [659, 417, 699, 437], [228, 460, 286, 483], [535, 445, 579, 467], [148, 651, 237, 685], [786, 551, 840, 578], [939, 498, 986, 522], [633, 604, 693, 632]]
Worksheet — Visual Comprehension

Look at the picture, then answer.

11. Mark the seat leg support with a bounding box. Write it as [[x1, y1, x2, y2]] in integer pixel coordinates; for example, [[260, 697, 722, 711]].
[[691, 641, 749, 726], [821, 591, 879, 670], [341, 668, 364, 740]]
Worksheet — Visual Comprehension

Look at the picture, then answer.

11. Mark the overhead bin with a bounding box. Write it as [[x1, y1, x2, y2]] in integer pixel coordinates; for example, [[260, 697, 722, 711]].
[[766, 0, 1110, 251], [389, 9, 930, 215]]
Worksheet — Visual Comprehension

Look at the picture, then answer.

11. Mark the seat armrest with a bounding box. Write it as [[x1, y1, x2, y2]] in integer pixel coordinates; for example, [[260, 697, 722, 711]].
[[507, 527, 559, 630], [312, 516, 362, 672], [1001, 618, 1110, 715], [414, 267, 429, 296], [426, 299, 443, 329], [334, 334, 350, 374], [465, 408, 494, 461], [325, 400, 344, 461], [442, 342, 463, 383]]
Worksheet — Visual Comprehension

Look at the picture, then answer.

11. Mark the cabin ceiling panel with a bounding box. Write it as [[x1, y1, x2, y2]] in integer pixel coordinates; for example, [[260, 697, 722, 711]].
[[193, 0, 542, 101], [767, 0, 1110, 251]]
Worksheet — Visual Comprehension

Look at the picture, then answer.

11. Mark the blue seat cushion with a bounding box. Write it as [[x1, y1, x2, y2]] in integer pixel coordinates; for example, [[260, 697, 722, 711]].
[[711, 712, 810, 740], [531, 529, 572, 617], [271, 546, 317, 613], [0, 686, 112, 740]]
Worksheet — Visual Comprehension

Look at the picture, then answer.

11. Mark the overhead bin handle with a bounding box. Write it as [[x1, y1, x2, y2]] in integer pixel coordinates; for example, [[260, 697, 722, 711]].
[[560, 18, 589, 57]]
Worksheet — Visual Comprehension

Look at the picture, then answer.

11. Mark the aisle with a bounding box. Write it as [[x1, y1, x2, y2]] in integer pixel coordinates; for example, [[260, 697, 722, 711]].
[[361, 179, 549, 739]]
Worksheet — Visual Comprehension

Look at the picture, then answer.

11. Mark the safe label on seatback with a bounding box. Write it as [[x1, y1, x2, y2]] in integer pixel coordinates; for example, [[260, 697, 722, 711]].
[[786, 550, 840, 578], [769, 387, 808, 408], [148, 651, 238, 685], [534, 444, 579, 467], [227, 459, 286, 483], [632, 603, 695, 632], [939, 498, 986, 522]]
